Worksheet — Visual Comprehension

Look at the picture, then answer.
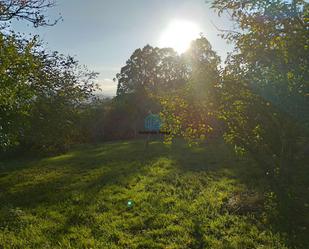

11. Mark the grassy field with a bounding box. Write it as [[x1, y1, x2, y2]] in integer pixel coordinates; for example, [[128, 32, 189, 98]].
[[0, 140, 308, 249]]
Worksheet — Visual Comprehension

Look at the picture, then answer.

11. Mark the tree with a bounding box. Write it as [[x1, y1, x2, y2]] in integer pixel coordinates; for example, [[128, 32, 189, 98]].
[[116, 45, 187, 96], [0, 32, 98, 153], [160, 37, 222, 144], [77, 98, 112, 143], [208, 0, 309, 177], [0, 32, 40, 149], [211, 0, 309, 124], [23, 51, 98, 152], [0, 0, 60, 28], [113, 45, 187, 139]]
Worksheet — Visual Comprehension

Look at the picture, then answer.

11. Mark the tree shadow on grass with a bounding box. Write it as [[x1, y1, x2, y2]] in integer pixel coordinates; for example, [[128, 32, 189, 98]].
[[0, 139, 307, 248], [0, 140, 170, 209]]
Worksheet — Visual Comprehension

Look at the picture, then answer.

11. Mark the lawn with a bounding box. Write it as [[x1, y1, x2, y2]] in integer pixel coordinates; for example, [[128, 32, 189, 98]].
[[0, 140, 307, 249]]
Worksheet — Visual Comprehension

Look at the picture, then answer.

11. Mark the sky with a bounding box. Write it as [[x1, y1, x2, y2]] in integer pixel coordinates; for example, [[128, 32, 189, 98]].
[[12, 0, 234, 97]]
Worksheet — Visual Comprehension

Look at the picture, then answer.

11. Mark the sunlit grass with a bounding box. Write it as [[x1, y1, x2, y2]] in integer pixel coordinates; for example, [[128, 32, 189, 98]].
[[0, 140, 306, 248]]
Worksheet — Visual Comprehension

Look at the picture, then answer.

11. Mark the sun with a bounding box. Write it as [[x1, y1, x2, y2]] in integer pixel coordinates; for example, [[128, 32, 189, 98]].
[[158, 20, 200, 54]]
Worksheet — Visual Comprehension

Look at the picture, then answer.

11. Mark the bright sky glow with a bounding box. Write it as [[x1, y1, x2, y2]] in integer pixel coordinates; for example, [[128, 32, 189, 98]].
[[159, 20, 201, 54], [12, 0, 234, 97]]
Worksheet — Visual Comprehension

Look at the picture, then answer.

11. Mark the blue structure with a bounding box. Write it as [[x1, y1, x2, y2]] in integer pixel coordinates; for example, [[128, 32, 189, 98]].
[[144, 114, 161, 132]]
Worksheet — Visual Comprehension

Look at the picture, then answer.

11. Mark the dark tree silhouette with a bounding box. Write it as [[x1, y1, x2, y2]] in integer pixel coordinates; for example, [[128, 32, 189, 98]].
[[116, 45, 187, 96]]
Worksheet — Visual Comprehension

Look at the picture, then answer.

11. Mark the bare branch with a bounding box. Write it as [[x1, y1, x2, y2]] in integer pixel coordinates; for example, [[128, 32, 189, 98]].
[[0, 0, 61, 27], [210, 20, 241, 35]]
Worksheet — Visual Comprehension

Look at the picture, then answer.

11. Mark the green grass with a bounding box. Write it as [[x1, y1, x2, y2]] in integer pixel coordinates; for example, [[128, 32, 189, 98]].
[[0, 139, 307, 248]]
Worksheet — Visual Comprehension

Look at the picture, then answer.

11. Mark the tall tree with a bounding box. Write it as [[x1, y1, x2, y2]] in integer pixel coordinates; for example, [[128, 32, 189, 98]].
[[116, 45, 187, 96], [160, 37, 222, 144], [114, 45, 187, 138]]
